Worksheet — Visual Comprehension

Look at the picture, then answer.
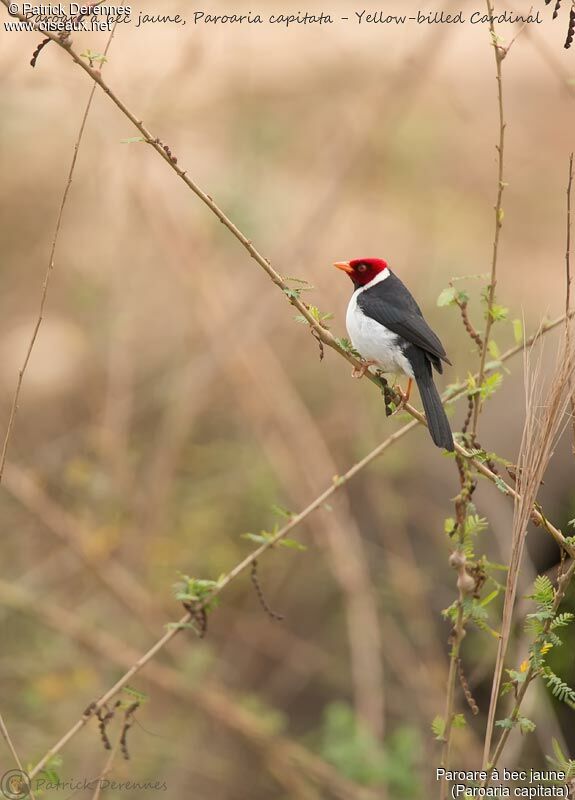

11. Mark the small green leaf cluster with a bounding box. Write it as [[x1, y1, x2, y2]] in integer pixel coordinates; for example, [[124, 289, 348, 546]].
[[437, 286, 469, 307], [466, 371, 503, 402], [283, 276, 314, 303], [495, 715, 535, 734], [242, 524, 306, 551], [80, 49, 108, 65], [431, 713, 466, 741], [294, 305, 334, 326], [524, 575, 575, 708], [173, 574, 221, 611], [443, 505, 488, 558], [335, 337, 362, 359]]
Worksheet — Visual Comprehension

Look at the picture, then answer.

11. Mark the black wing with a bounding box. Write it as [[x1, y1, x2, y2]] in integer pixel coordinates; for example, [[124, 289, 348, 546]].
[[357, 271, 451, 371]]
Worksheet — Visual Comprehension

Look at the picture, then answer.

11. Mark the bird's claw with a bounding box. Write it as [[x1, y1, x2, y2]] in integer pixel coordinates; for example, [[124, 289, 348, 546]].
[[351, 360, 377, 379], [390, 378, 413, 414]]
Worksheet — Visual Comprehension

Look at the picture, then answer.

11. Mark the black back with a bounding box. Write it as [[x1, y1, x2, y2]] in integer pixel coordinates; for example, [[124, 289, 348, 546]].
[[356, 270, 451, 373]]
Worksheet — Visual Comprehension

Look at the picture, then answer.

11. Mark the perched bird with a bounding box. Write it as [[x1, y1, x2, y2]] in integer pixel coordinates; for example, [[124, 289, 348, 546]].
[[334, 257, 454, 451]]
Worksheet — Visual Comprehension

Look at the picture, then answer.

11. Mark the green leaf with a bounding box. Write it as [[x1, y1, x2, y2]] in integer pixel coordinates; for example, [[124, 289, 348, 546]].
[[121, 136, 147, 144], [452, 713, 466, 729], [173, 574, 220, 608], [437, 287, 457, 307], [479, 588, 500, 608], [517, 715, 536, 734], [283, 287, 301, 301], [335, 337, 361, 358], [512, 318, 523, 344], [122, 685, 148, 704], [284, 275, 313, 286], [551, 612, 574, 630], [80, 49, 108, 64], [431, 716, 445, 740], [495, 717, 514, 730], [489, 304, 509, 323], [277, 537, 307, 551], [528, 575, 554, 608], [487, 339, 501, 359], [270, 504, 294, 519], [480, 372, 503, 400], [242, 532, 271, 545], [494, 476, 509, 495]]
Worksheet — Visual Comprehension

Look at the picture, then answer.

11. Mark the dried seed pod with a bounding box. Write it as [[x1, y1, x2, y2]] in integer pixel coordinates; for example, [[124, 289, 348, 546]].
[[457, 570, 476, 595], [449, 550, 466, 570]]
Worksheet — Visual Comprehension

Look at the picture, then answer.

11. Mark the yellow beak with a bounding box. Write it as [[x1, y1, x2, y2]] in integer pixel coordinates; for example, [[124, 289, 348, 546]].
[[333, 261, 354, 274]]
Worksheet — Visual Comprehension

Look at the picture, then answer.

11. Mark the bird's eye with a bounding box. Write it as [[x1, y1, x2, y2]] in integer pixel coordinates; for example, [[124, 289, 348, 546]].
[[357, 264, 367, 272]]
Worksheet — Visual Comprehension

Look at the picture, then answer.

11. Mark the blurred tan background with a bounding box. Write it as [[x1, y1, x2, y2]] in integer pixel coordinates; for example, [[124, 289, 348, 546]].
[[1, 0, 575, 796]]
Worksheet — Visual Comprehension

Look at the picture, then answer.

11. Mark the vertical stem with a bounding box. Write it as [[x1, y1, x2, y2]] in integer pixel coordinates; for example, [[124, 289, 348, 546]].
[[472, 1, 506, 437], [439, 604, 465, 800], [566, 153, 574, 452]]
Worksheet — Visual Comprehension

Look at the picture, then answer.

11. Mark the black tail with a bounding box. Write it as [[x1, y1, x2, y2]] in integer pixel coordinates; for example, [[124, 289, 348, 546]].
[[415, 371, 454, 451]]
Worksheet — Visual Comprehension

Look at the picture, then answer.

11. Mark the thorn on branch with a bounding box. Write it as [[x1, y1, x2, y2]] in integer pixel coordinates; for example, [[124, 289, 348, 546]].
[[251, 560, 284, 622], [458, 658, 479, 715]]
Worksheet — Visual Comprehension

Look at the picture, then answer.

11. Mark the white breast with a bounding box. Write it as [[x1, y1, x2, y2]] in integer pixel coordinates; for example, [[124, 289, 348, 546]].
[[346, 290, 414, 378]]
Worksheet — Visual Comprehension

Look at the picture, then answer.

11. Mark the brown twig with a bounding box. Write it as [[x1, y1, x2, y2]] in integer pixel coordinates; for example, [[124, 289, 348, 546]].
[[0, 21, 117, 483], [471, 1, 507, 437], [0, 712, 36, 800], [566, 153, 574, 452]]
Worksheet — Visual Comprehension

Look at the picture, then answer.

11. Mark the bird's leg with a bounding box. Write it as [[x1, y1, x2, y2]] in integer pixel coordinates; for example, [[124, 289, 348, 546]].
[[391, 378, 413, 412], [351, 359, 377, 379]]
